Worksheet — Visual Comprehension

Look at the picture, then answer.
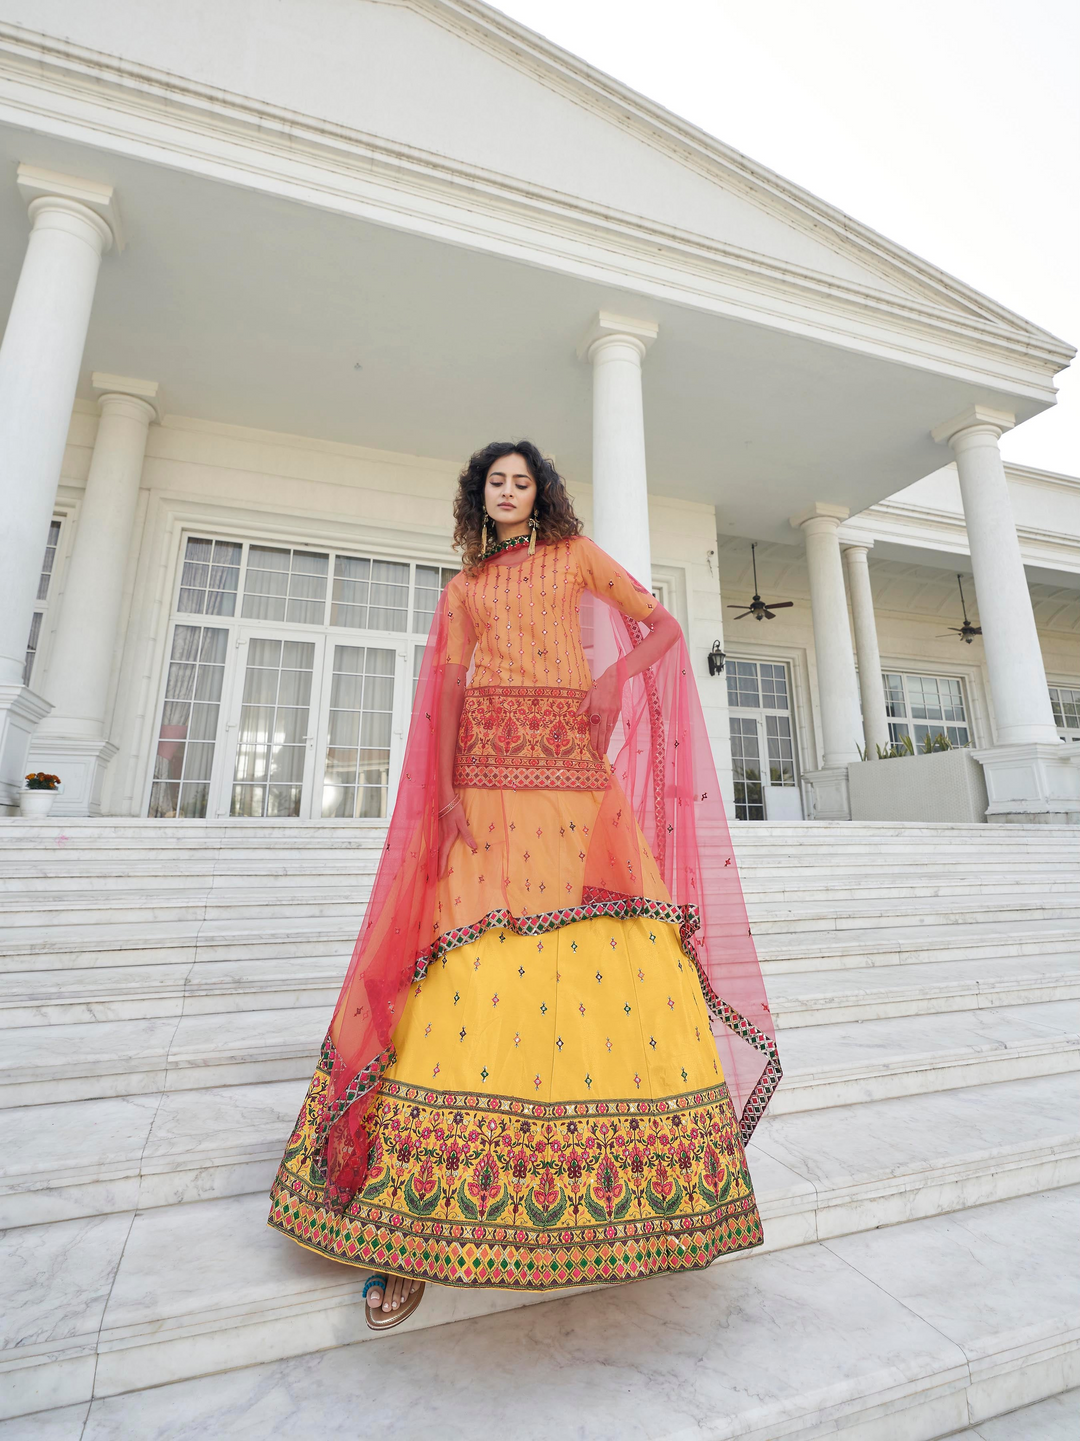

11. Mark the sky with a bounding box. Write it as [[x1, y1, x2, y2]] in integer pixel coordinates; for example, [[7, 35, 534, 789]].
[[490, 0, 1079, 476]]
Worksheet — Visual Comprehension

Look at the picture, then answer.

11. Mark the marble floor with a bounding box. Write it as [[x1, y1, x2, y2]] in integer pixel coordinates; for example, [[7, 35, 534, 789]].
[[2, 820, 1077, 1437], [2, 1190, 1078, 1441], [942, 1389, 1080, 1439]]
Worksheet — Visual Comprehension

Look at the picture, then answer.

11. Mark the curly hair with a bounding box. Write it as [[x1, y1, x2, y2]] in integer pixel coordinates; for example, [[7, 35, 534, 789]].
[[453, 440, 583, 571]]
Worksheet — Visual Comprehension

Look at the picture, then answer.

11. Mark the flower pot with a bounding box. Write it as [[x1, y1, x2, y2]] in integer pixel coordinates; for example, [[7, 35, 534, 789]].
[[19, 790, 57, 818]]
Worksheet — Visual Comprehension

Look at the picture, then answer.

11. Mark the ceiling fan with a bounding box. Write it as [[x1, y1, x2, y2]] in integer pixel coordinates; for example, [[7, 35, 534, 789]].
[[937, 574, 982, 644], [727, 543, 794, 621]]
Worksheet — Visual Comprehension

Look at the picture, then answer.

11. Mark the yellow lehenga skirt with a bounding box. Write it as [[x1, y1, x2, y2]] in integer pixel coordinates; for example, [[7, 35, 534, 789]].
[[269, 911, 762, 1290]]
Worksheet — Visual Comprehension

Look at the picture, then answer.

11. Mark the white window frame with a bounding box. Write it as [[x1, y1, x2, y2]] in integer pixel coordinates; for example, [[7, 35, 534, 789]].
[[724, 642, 815, 787], [143, 529, 460, 820], [881, 669, 974, 751], [1049, 681, 1080, 743], [723, 654, 803, 821], [23, 516, 65, 686]]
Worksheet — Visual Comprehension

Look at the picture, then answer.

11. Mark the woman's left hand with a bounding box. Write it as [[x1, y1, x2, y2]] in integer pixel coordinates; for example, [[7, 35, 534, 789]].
[[576, 666, 621, 759]]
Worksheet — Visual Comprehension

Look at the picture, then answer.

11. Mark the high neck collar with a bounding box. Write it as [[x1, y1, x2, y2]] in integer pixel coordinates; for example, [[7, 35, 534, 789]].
[[484, 532, 531, 559]]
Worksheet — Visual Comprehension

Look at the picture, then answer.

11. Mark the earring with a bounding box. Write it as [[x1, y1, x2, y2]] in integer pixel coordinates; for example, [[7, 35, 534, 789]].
[[527, 513, 538, 556], [482, 517, 492, 556]]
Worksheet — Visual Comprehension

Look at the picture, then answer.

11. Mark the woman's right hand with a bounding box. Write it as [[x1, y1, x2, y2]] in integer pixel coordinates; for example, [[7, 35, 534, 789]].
[[438, 801, 478, 878]]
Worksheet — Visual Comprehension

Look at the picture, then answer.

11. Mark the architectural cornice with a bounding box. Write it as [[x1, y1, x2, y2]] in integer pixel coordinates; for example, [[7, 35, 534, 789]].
[[0, 18, 1072, 398], [843, 496, 1080, 575], [413, 0, 1073, 343], [1003, 463, 1080, 494]]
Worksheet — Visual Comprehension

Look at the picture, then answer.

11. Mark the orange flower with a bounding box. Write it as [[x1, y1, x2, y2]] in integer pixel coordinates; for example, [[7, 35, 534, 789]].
[[25, 772, 61, 790]]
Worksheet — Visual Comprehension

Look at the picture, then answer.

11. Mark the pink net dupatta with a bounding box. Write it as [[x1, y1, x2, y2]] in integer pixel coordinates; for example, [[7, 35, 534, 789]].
[[317, 573, 781, 1207], [582, 590, 781, 1142]]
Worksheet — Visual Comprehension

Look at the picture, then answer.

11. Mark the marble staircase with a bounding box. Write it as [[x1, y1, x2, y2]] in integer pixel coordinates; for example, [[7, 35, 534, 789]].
[[1, 818, 1077, 1437]]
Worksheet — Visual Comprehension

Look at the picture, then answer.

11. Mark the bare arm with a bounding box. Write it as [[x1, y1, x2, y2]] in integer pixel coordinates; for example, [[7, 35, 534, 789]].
[[575, 604, 681, 757]]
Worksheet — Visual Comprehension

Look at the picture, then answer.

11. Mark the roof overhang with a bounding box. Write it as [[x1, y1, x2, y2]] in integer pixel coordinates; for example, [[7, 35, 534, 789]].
[[0, 15, 1073, 544]]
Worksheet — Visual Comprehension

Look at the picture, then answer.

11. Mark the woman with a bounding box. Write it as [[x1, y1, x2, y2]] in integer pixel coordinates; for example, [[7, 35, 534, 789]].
[[268, 441, 780, 1329]]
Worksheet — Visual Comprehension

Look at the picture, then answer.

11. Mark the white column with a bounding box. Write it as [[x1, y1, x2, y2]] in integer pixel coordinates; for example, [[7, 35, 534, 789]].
[[932, 406, 1077, 823], [577, 312, 657, 588], [30, 378, 157, 815], [933, 407, 1057, 744], [792, 504, 863, 768], [0, 168, 117, 812], [842, 541, 891, 757]]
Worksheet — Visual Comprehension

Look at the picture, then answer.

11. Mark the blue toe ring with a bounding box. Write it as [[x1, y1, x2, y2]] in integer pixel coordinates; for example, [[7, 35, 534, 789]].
[[362, 1274, 389, 1299]]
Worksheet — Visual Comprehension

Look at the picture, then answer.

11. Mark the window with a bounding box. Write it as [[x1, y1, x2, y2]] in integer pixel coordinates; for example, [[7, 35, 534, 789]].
[[177, 537, 242, 616], [729, 716, 765, 821], [230, 638, 316, 817], [726, 659, 799, 816], [242, 546, 329, 625], [883, 672, 970, 748], [413, 564, 459, 635], [23, 519, 61, 684], [148, 625, 228, 818], [1050, 686, 1080, 741], [322, 646, 396, 818], [726, 659, 789, 714], [331, 556, 409, 631], [726, 660, 761, 709], [150, 534, 460, 818], [765, 714, 796, 785]]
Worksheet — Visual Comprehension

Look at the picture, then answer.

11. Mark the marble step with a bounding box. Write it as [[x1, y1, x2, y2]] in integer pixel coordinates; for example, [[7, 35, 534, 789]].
[[755, 919, 1080, 972], [942, 1390, 1080, 1440], [740, 876, 1080, 904], [0, 861, 382, 892], [1, 1186, 1076, 1431], [0, 822, 387, 843], [1, 907, 1073, 994], [6, 874, 1074, 918], [0, 1007, 328, 1109], [0, 887, 373, 929], [765, 954, 1080, 1029], [749, 896, 1080, 936], [3, 950, 1076, 1031], [4, 907, 1077, 983], [4, 858, 1072, 893], [0, 957, 349, 1027], [1, 996, 1075, 1114], [10, 875, 1078, 931], [771, 1000, 1080, 1114], [0, 917, 361, 971], [2, 817, 1071, 839], [14, 1380, 1078, 1441], [0, 1069, 1074, 1234]]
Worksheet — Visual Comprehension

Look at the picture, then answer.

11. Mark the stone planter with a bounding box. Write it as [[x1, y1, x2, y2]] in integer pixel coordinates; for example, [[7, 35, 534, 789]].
[[19, 788, 58, 818], [848, 748, 988, 823]]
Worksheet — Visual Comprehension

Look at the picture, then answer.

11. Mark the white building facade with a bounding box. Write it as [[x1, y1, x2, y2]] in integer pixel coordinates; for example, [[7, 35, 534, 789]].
[[1, 0, 1077, 827]]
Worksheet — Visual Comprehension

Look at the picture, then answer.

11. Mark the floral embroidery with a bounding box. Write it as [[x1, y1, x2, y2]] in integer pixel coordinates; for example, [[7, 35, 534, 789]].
[[269, 1069, 761, 1291], [453, 686, 610, 791]]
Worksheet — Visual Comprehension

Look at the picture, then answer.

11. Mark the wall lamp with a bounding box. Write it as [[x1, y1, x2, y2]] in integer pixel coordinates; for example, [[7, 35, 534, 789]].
[[707, 641, 726, 675]]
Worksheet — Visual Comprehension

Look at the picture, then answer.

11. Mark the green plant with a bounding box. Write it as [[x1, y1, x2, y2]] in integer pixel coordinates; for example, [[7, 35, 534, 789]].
[[920, 732, 953, 753], [873, 734, 914, 760]]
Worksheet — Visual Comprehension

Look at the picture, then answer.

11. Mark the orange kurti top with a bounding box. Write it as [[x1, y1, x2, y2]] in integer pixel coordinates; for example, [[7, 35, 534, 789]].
[[430, 536, 667, 942]]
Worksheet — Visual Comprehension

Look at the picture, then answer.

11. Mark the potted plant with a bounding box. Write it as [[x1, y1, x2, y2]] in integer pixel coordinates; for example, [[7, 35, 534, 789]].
[[20, 772, 61, 818]]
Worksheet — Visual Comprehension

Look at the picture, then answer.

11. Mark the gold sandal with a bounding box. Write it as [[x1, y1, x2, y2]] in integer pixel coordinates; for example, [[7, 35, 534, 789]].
[[363, 1273, 426, 1331]]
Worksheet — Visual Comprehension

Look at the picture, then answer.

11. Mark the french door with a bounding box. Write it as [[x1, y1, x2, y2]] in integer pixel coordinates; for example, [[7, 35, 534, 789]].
[[211, 628, 408, 819], [726, 659, 803, 821], [147, 534, 459, 821]]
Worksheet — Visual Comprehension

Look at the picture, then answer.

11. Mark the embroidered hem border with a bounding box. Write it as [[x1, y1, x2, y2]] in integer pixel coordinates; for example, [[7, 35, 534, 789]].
[[270, 1074, 764, 1290], [317, 897, 782, 1150], [266, 1191, 762, 1291]]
